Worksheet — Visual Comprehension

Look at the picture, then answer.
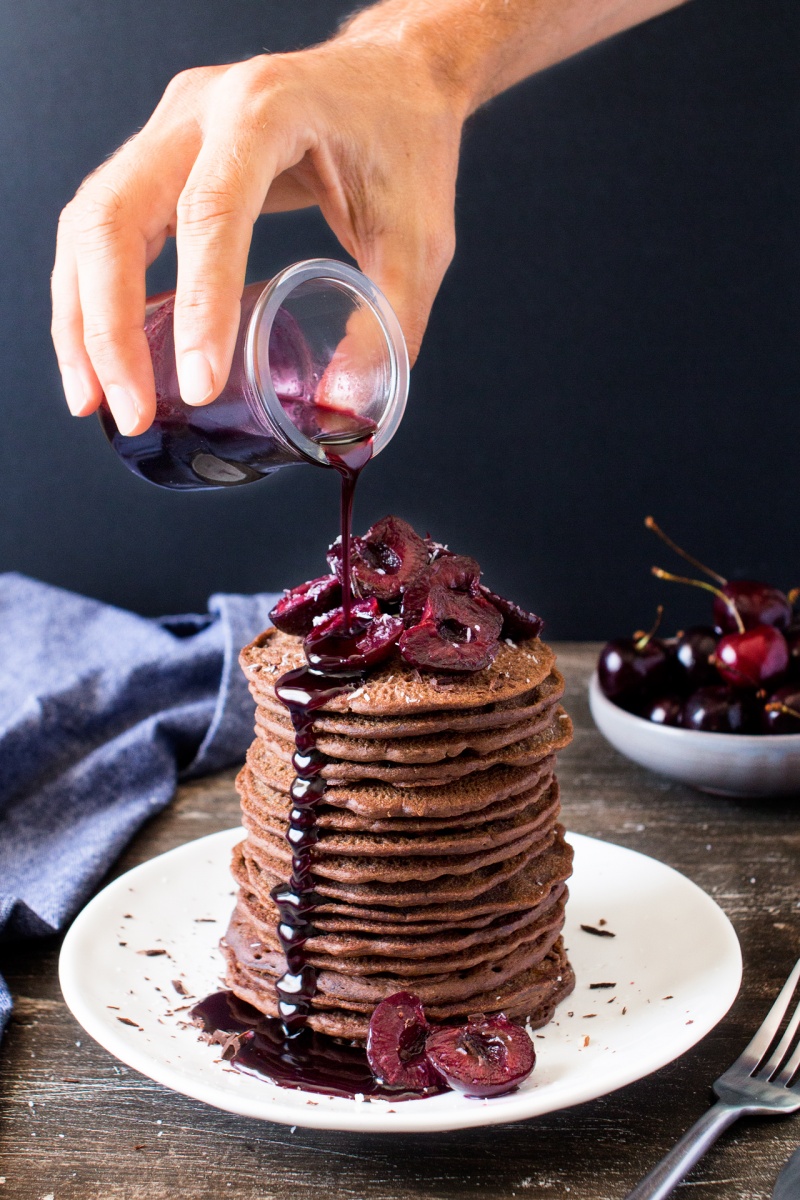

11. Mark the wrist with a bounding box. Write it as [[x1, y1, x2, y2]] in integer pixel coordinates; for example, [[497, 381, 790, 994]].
[[333, 2, 484, 119]]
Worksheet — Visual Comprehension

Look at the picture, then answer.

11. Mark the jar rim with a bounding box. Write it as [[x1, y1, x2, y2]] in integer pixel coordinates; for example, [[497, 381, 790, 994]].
[[244, 259, 409, 467]]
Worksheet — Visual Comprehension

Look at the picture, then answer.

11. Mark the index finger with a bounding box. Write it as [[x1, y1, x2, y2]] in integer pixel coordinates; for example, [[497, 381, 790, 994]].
[[73, 180, 155, 435]]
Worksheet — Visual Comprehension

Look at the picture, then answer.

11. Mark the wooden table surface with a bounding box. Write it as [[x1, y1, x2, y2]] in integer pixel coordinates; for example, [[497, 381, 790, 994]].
[[1, 644, 799, 1200]]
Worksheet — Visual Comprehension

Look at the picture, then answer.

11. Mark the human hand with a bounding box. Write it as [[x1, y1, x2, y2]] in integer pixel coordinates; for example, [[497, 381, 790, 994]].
[[51, 37, 465, 434]]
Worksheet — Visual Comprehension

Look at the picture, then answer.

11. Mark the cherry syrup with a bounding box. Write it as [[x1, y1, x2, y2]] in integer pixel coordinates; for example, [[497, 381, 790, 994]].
[[190, 424, 425, 1098], [268, 432, 373, 1032], [190, 990, 444, 1100]]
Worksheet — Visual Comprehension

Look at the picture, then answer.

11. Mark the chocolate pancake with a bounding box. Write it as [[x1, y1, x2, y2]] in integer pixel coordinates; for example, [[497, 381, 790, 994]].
[[243, 816, 555, 884], [237, 763, 555, 833], [223, 606, 575, 1054], [232, 829, 573, 925], [240, 628, 556, 715], [236, 877, 567, 959], [250, 668, 565, 738], [225, 893, 565, 978], [255, 709, 573, 785], [254, 703, 559, 763], [246, 745, 556, 818], [224, 940, 574, 1040], [239, 778, 560, 858]]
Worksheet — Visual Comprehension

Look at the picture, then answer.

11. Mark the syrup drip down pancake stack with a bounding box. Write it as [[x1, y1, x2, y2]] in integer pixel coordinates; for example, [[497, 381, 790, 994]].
[[224, 582, 576, 1041]]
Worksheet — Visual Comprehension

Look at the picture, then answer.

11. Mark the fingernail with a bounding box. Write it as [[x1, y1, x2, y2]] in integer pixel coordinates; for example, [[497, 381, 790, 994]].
[[105, 384, 140, 436], [61, 365, 87, 416], [179, 350, 214, 406]]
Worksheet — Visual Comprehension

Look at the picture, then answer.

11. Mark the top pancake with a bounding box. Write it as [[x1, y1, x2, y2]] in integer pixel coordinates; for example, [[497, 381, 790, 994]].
[[240, 627, 555, 716], [250, 669, 565, 738]]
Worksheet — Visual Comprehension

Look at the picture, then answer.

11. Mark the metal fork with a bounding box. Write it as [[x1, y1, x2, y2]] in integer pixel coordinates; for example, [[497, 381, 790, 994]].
[[625, 958, 800, 1200]]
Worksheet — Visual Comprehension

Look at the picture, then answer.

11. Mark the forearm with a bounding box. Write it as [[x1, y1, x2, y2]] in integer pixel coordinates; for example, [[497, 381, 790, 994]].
[[338, 0, 690, 114]]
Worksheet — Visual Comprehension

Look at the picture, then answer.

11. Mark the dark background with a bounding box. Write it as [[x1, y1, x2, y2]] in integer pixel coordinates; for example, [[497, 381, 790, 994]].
[[0, 0, 796, 639]]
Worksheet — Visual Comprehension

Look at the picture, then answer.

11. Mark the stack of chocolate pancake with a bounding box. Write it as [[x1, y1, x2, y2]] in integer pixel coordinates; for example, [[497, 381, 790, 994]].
[[222, 627, 575, 1041]]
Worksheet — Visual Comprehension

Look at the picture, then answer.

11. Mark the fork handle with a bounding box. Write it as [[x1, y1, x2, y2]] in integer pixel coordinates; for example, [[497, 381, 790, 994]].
[[624, 1101, 741, 1200]]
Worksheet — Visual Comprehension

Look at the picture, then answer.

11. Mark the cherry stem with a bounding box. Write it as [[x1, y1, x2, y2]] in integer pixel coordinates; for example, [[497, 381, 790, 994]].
[[788, 587, 799, 609], [644, 517, 727, 587], [651, 567, 745, 635], [765, 700, 800, 721], [633, 605, 664, 652]]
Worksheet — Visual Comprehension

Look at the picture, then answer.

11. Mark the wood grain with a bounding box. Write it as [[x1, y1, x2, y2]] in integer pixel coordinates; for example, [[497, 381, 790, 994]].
[[1, 644, 798, 1200]]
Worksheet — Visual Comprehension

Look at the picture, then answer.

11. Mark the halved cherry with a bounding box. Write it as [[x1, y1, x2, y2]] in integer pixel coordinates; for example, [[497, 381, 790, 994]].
[[303, 597, 402, 672], [424, 1013, 535, 1098], [328, 516, 428, 601], [479, 586, 544, 641], [366, 992, 441, 1092], [399, 586, 502, 672], [402, 554, 482, 628], [269, 575, 342, 636]]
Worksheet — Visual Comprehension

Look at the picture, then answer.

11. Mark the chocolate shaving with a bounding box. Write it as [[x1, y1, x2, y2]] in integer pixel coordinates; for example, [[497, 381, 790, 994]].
[[208, 1028, 254, 1060], [171, 979, 189, 996], [137, 948, 168, 957], [589, 982, 617, 989], [116, 1016, 141, 1028], [580, 924, 615, 938]]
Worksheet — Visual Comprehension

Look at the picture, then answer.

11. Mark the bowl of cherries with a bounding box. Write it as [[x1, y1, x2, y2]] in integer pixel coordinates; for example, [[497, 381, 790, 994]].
[[589, 518, 800, 797]]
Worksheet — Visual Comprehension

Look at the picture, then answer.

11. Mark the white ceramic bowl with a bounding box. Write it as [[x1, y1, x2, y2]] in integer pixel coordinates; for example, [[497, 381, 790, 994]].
[[589, 672, 800, 797]]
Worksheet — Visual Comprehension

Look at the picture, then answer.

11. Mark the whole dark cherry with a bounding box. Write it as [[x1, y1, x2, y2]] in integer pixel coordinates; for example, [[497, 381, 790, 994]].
[[642, 695, 683, 727], [785, 625, 800, 678], [424, 1013, 535, 1098], [645, 517, 791, 633], [713, 624, 789, 690], [682, 686, 756, 733], [366, 992, 441, 1092], [713, 582, 792, 635], [675, 626, 719, 687], [762, 684, 800, 735], [597, 627, 673, 708]]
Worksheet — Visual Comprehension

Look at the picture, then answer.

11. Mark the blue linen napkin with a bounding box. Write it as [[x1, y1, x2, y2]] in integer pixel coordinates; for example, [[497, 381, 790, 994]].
[[0, 572, 279, 1037]]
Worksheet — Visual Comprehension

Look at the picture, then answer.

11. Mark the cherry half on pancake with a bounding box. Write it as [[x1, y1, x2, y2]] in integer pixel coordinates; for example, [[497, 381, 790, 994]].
[[269, 575, 342, 636], [303, 597, 403, 672], [399, 585, 503, 672], [328, 515, 428, 601]]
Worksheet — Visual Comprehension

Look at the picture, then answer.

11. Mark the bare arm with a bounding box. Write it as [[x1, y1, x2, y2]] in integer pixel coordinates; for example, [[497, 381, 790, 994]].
[[51, 0, 687, 435]]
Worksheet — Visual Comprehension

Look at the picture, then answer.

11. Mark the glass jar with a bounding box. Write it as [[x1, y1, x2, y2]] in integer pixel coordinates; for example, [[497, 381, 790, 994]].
[[98, 259, 409, 490]]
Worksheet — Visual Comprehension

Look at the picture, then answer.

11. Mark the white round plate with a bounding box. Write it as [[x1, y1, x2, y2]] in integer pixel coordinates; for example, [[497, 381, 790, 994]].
[[59, 828, 741, 1134]]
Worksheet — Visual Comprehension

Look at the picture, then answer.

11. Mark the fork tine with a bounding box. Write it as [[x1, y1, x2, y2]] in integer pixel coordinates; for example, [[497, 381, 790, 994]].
[[759, 990, 800, 1080], [775, 1034, 800, 1088], [736, 958, 800, 1073]]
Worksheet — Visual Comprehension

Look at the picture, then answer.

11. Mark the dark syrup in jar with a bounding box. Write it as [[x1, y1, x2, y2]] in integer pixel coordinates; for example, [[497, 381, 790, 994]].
[[190, 428, 442, 1100]]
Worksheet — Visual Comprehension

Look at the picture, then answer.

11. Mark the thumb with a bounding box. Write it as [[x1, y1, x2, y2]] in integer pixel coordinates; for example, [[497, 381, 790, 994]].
[[357, 211, 456, 366]]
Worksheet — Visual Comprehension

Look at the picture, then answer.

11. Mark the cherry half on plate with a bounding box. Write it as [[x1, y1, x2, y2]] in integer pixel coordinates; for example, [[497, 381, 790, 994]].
[[424, 1013, 536, 1098], [365, 992, 441, 1092]]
